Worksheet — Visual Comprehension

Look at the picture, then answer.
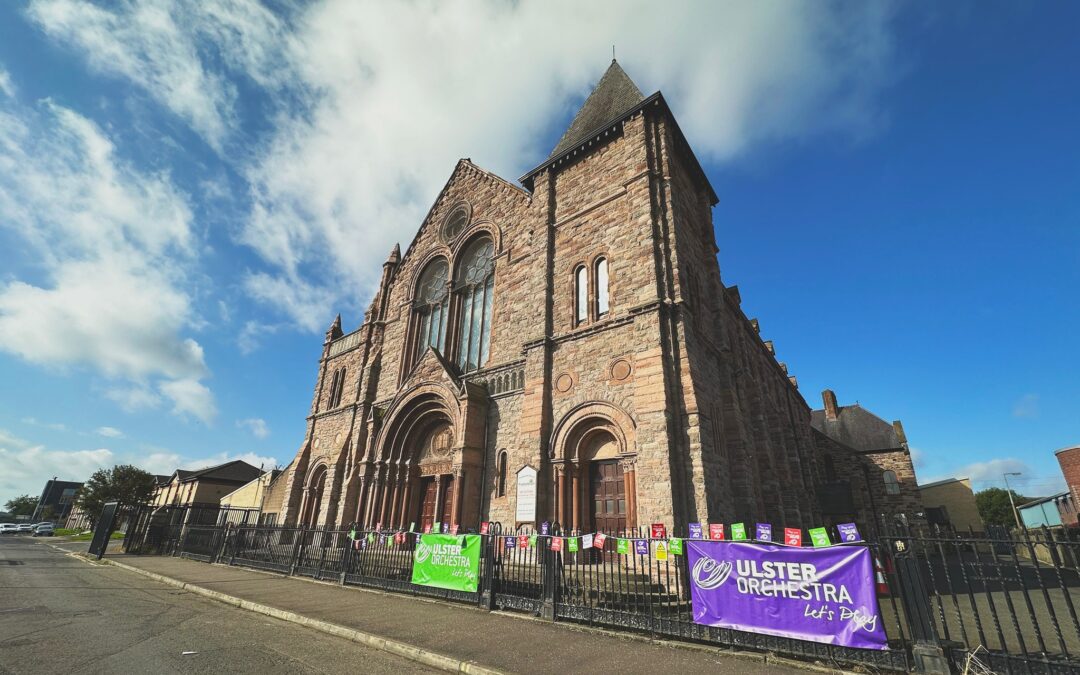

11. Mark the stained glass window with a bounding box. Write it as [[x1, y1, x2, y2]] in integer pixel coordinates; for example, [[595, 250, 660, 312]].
[[455, 237, 495, 372], [414, 259, 449, 358]]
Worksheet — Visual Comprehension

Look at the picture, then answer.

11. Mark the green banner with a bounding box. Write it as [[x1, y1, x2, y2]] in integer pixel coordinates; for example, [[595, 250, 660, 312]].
[[411, 534, 481, 592], [731, 523, 747, 541], [809, 527, 832, 548]]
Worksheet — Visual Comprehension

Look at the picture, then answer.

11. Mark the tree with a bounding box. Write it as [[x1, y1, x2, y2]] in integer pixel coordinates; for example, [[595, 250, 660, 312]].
[[4, 495, 37, 517], [976, 487, 1031, 527], [76, 465, 156, 527]]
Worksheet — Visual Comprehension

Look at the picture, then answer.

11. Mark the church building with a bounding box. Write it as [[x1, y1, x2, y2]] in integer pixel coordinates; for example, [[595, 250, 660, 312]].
[[263, 62, 921, 534]]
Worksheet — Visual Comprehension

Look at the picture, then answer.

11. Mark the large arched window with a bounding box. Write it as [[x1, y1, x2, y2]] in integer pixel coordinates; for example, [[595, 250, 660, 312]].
[[595, 257, 609, 317], [414, 259, 450, 358], [883, 470, 901, 495], [455, 236, 495, 372], [575, 265, 588, 325]]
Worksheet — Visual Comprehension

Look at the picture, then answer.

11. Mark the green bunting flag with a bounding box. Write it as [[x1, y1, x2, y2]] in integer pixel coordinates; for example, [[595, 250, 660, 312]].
[[731, 523, 747, 541], [529, 534, 537, 548], [348, 528, 357, 540], [567, 537, 579, 552], [616, 538, 630, 554], [668, 537, 683, 555], [809, 527, 831, 547], [367, 532, 375, 544]]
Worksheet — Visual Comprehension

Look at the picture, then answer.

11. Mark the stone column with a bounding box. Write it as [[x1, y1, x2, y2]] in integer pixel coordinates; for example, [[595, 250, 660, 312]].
[[433, 474, 445, 526], [622, 458, 637, 529], [379, 465, 397, 527], [451, 469, 464, 528], [398, 469, 413, 529], [552, 464, 564, 526], [570, 465, 580, 532]]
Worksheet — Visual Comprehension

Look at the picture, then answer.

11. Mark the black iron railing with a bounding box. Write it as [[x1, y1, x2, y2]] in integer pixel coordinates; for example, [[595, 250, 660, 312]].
[[109, 511, 1080, 675]]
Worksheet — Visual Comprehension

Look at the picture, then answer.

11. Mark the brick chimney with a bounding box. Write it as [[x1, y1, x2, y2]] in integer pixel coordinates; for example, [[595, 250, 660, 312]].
[[822, 389, 839, 421]]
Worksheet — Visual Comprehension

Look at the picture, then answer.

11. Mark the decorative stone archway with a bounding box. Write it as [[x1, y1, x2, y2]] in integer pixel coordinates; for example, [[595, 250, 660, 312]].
[[299, 463, 328, 528], [356, 380, 487, 530], [550, 402, 637, 532]]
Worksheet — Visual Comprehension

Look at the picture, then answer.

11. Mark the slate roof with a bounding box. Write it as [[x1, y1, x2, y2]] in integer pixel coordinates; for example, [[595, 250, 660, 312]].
[[549, 60, 645, 159], [810, 404, 903, 452], [163, 460, 263, 485]]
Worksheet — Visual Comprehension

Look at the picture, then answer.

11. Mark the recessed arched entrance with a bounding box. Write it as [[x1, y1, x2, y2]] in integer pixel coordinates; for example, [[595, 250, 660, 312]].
[[300, 464, 328, 528], [359, 387, 471, 531], [550, 402, 637, 534]]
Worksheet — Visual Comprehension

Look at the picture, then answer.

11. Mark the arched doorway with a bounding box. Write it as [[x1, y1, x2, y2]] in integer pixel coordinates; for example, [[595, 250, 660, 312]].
[[581, 430, 626, 533], [550, 403, 637, 534], [301, 464, 328, 528]]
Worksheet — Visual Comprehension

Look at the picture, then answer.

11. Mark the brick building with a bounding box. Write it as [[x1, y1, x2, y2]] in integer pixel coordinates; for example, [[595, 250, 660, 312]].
[[268, 61, 920, 534], [1056, 445, 1080, 517]]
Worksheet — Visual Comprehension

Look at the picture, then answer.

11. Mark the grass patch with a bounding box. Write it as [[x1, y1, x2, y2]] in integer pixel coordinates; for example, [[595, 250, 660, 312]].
[[54, 528, 80, 536]]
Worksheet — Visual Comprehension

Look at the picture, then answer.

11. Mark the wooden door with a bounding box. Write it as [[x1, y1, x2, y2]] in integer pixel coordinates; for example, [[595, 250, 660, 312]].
[[590, 460, 626, 534], [440, 477, 455, 530], [419, 477, 438, 532]]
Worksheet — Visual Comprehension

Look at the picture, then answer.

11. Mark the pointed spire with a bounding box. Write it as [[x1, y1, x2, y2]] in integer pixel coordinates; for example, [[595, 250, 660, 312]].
[[385, 243, 401, 266], [549, 60, 645, 159], [325, 313, 343, 343]]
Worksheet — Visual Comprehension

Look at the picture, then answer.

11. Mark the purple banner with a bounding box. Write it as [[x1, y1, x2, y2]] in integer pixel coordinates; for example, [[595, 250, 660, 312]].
[[687, 541, 887, 650]]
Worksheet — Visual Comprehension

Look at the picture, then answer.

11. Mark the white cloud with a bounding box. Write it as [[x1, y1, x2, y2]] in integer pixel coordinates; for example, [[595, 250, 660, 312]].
[[1012, 393, 1039, 419], [0, 440, 114, 505], [105, 384, 163, 412], [26, 0, 295, 150], [0, 96, 214, 423], [159, 377, 217, 425], [21, 417, 67, 432], [0, 67, 15, 98], [237, 417, 269, 439], [28, 0, 899, 331], [95, 426, 124, 438]]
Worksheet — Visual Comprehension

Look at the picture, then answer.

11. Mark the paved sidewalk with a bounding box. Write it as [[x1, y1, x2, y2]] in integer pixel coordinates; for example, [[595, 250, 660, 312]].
[[94, 552, 814, 675]]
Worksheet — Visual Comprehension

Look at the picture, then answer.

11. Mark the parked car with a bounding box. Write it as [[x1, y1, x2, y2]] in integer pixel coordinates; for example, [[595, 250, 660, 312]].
[[0, 523, 17, 535], [32, 523, 54, 537], [16, 523, 34, 533]]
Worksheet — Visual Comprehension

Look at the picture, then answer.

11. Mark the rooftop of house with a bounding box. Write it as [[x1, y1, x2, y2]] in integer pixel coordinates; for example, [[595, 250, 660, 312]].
[[810, 389, 906, 453]]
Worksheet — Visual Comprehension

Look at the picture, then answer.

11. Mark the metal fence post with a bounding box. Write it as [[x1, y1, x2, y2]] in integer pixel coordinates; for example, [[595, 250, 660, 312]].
[[289, 526, 306, 577], [540, 525, 559, 621], [339, 523, 355, 586], [891, 537, 950, 674], [480, 529, 497, 610]]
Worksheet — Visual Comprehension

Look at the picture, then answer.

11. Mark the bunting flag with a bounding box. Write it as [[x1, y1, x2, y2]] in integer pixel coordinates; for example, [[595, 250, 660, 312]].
[[784, 527, 802, 546], [581, 533, 594, 549], [424, 524, 432, 534], [395, 531, 405, 545], [709, 523, 725, 541], [655, 540, 669, 561], [480, 522, 490, 535], [593, 533, 607, 549], [567, 537, 579, 553], [442, 523, 450, 534], [366, 532, 375, 544], [688, 523, 703, 539], [348, 528, 357, 540], [731, 523, 747, 541], [755, 523, 772, 542], [410, 522, 416, 533], [540, 521, 550, 535], [378, 533, 387, 546], [809, 527, 831, 548], [529, 534, 537, 548], [634, 539, 649, 556], [668, 537, 684, 555], [550, 537, 563, 552], [651, 523, 667, 539], [451, 524, 459, 535], [616, 538, 630, 554], [837, 522, 861, 542], [518, 534, 529, 548], [504, 535, 516, 549]]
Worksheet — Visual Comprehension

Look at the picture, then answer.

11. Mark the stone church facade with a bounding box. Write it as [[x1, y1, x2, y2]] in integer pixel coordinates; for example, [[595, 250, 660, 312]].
[[266, 62, 921, 534]]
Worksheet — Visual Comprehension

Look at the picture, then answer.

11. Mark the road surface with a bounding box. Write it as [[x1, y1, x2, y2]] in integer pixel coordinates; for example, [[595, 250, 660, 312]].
[[0, 535, 433, 674]]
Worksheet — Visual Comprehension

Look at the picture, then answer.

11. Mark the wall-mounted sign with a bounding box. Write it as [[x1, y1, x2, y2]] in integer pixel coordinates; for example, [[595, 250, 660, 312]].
[[515, 465, 537, 522]]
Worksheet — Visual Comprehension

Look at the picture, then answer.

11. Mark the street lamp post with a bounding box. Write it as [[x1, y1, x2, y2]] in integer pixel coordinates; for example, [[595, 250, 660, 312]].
[[1003, 472, 1023, 530]]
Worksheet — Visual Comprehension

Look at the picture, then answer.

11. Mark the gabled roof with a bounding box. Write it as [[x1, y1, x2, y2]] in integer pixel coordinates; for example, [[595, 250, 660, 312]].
[[811, 404, 903, 452], [918, 477, 970, 490], [549, 60, 645, 159], [164, 460, 264, 485]]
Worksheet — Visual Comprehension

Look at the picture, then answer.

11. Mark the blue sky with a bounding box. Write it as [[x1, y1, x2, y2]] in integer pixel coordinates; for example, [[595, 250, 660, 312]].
[[0, 1, 1077, 505]]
